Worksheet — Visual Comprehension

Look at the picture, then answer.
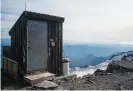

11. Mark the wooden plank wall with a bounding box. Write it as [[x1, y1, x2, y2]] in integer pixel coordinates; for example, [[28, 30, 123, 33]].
[[9, 12, 64, 76], [47, 21, 63, 76], [10, 14, 27, 75]]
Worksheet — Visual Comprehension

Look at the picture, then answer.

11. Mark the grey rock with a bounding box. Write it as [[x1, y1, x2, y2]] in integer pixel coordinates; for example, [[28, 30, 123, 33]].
[[106, 61, 133, 73], [35, 81, 58, 90]]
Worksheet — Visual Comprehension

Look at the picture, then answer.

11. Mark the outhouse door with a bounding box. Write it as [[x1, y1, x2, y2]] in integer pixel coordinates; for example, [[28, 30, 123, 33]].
[[27, 20, 48, 71]]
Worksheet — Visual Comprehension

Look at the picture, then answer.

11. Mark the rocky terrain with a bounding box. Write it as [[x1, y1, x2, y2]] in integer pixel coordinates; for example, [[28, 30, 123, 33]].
[[1, 60, 133, 90], [53, 60, 133, 90], [1, 51, 133, 90]]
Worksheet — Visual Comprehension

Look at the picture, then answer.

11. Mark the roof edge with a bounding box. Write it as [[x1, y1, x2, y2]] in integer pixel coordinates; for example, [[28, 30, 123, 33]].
[[24, 11, 65, 22], [9, 11, 65, 35]]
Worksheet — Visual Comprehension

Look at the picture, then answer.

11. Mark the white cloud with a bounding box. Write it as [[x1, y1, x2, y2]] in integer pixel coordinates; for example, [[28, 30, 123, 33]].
[[1, 0, 133, 44], [120, 41, 133, 45]]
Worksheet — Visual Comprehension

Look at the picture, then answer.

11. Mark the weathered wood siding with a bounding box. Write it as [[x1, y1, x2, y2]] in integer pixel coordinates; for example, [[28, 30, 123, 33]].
[[9, 11, 64, 76]]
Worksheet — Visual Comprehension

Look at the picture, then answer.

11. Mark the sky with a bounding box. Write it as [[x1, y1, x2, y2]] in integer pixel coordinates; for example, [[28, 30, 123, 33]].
[[1, 0, 133, 44]]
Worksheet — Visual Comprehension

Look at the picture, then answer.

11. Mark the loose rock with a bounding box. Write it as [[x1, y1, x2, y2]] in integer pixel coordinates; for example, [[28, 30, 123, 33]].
[[35, 81, 58, 90]]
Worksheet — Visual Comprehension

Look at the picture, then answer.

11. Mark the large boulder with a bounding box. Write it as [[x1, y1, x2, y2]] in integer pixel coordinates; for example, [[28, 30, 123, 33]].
[[106, 60, 133, 73]]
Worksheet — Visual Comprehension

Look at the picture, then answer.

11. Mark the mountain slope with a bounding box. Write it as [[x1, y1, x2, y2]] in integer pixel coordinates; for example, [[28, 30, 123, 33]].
[[71, 50, 133, 77], [110, 50, 133, 61]]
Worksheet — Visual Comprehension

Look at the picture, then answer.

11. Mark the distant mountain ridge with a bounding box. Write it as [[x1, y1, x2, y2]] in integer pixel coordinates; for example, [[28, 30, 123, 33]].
[[64, 44, 133, 67], [63, 44, 133, 57], [1, 38, 133, 68], [69, 54, 107, 67]]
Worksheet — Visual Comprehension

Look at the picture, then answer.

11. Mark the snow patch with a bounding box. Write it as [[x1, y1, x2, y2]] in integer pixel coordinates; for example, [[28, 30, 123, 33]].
[[70, 60, 111, 77]]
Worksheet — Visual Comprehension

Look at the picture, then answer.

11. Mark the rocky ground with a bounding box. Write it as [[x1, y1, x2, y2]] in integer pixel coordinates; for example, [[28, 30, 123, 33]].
[[1, 60, 133, 90], [54, 72, 133, 90]]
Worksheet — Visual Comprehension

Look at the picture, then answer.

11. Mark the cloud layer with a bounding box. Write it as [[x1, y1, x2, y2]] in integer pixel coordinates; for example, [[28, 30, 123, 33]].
[[1, 0, 133, 44]]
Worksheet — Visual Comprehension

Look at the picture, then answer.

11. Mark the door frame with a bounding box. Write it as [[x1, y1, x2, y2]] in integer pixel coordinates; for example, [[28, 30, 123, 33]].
[[26, 20, 48, 72]]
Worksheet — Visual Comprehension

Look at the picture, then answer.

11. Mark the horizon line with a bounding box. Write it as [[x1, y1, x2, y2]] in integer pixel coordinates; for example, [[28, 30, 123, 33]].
[[1, 37, 133, 45]]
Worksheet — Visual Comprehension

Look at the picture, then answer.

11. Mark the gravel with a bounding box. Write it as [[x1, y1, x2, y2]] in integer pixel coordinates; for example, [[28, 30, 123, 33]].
[[2, 61, 133, 90]]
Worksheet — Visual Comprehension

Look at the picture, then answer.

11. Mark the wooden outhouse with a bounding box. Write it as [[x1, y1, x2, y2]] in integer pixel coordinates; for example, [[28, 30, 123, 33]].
[[5, 11, 65, 77]]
